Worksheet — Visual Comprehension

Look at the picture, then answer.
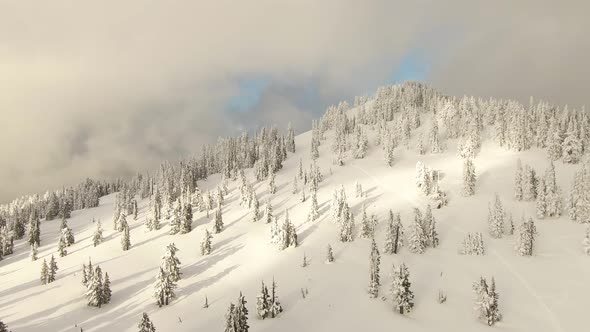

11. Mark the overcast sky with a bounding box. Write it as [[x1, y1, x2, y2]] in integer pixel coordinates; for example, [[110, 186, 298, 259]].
[[1, 0, 589, 202]]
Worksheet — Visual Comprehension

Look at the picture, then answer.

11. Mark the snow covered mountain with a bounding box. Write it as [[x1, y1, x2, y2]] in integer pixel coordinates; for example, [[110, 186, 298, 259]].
[[1, 83, 589, 332]]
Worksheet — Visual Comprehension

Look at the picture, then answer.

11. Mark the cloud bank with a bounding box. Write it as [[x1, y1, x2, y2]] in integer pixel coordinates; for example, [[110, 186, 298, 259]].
[[1, 0, 589, 201]]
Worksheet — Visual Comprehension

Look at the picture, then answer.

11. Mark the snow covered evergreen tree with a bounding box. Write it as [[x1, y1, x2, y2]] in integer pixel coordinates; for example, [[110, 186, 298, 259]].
[[360, 204, 373, 239], [40, 259, 49, 285], [180, 202, 193, 234], [408, 217, 426, 254], [256, 281, 271, 319], [543, 162, 563, 218], [429, 217, 439, 248], [536, 178, 547, 218], [251, 194, 260, 222], [384, 210, 404, 254], [417, 133, 426, 155], [385, 134, 395, 167], [121, 221, 131, 251], [214, 207, 224, 233], [522, 165, 537, 201], [287, 122, 296, 153], [265, 198, 273, 224], [514, 159, 524, 201], [488, 194, 505, 239], [326, 244, 335, 263], [368, 238, 381, 298], [422, 205, 436, 246], [154, 267, 176, 307], [138, 312, 156, 332], [27, 214, 40, 246], [234, 292, 249, 332], [168, 203, 182, 235], [292, 176, 298, 194], [93, 220, 103, 247], [103, 272, 112, 304], [507, 213, 515, 235], [161, 243, 182, 282], [268, 167, 277, 195], [224, 303, 237, 332], [82, 258, 93, 287], [515, 217, 537, 256], [430, 121, 443, 153], [338, 203, 355, 242], [30, 242, 38, 261], [562, 130, 581, 163], [390, 263, 414, 314], [547, 130, 563, 161], [330, 189, 341, 223], [58, 231, 68, 257], [86, 266, 105, 308], [307, 186, 320, 222], [568, 170, 584, 222], [0, 321, 10, 332], [353, 127, 368, 159], [462, 158, 476, 196], [279, 210, 297, 250], [60, 217, 75, 245], [200, 229, 212, 256], [269, 216, 281, 244], [48, 255, 58, 283]]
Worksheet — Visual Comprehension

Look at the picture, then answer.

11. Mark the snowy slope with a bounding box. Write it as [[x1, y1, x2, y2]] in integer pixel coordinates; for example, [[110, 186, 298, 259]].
[[1, 117, 588, 332]]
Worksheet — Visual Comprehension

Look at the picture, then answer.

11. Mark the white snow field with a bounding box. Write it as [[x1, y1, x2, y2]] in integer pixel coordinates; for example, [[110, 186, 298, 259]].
[[1, 110, 589, 332]]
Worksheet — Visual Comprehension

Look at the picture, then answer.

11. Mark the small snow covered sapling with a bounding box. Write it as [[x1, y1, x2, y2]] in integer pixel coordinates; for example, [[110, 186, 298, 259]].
[[438, 289, 447, 304], [326, 244, 334, 263]]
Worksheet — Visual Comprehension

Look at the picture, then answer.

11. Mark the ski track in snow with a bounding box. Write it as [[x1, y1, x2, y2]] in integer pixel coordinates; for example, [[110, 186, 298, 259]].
[[448, 217, 566, 332], [489, 250, 565, 332]]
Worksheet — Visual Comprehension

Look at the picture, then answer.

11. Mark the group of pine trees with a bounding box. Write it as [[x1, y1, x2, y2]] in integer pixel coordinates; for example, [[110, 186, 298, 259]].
[[82, 258, 112, 308], [255, 279, 283, 319], [408, 205, 439, 254], [487, 193, 539, 256], [514, 159, 563, 219], [383, 210, 404, 254], [269, 210, 298, 250], [224, 293, 249, 332], [460, 232, 485, 255], [415, 162, 448, 208], [330, 186, 355, 242], [473, 276, 501, 326], [40, 255, 58, 284]]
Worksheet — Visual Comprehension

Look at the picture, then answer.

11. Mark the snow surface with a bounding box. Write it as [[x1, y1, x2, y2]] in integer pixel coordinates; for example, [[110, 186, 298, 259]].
[[1, 122, 588, 332]]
